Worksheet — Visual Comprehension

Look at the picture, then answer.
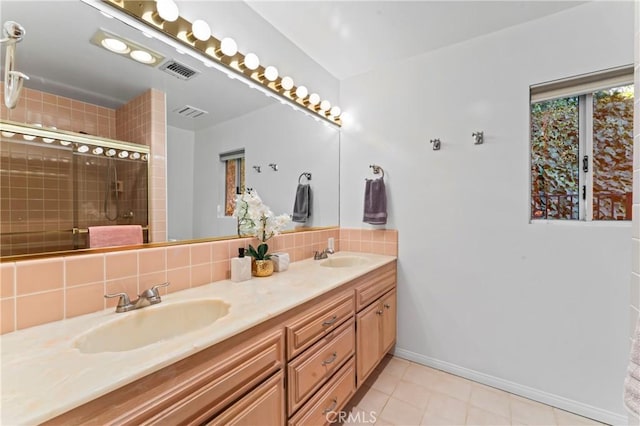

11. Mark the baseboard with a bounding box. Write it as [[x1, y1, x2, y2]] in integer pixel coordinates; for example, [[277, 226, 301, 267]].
[[392, 347, 627, 426]]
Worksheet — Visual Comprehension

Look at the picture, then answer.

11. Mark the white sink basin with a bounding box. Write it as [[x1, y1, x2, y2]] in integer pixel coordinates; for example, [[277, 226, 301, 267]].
[[74, 299, 230, 353], [320, 256, 369, 268]]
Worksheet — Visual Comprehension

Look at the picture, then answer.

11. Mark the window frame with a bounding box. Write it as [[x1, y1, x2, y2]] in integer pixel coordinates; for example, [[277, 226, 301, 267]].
[[529, 66, 634, 223]]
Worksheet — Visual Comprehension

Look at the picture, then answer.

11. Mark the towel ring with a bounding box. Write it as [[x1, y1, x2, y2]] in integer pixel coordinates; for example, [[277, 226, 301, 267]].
[[369, 164, 384, 178], [298, 172, 312, 183]]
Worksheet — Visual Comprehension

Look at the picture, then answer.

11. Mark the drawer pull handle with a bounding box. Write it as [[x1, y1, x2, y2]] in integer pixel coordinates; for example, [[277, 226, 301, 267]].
[[322, 397, 338, 414], [376, 310, 383, 315], [322, 351, 338, 366], [384, 303, 391, 309], [322, 315, 338, 326]]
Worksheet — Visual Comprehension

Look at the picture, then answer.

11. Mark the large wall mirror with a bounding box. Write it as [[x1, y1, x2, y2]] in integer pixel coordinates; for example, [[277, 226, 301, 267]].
[[0, 1, 340, 258]]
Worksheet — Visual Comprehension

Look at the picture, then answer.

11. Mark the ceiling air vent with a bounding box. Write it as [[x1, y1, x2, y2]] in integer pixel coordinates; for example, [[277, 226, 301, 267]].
[[160, 60, 199, 80], [173, 105, 209, 119]]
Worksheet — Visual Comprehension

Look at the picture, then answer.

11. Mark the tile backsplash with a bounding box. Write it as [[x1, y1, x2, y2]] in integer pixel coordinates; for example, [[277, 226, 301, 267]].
[[0, 228, 397, 334]]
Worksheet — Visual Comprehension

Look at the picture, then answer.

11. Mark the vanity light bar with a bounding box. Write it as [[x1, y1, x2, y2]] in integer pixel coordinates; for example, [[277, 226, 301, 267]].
[[0, 120, 150, 161], [92, 0, 342, 127]]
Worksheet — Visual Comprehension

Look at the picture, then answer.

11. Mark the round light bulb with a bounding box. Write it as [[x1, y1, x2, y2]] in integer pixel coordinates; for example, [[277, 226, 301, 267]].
[[220, 37, 238, 56], [60, 140, 71, 146], [1, 131, 15, 137], [118, 150, 129, 159], [130, 152, 141, 160], [319, 100, 331, 111], [244, 52, 259, 70], [191, 19, 211, 41], [106, 149, 116, 157], [329, 106, 342, 117], [264, 65, 278, 82], [156, 0, 179, 22], [130, 50, 155, 64], [308, 93, 320, 106], [77, 145, 89, 153], [92, 147, 104, 155], [22, 134, 36, 141], [295, 85, 308, 99], [42, 138, 55, 143], [281, 76, 294, 91], [101, 38, 129, 54]]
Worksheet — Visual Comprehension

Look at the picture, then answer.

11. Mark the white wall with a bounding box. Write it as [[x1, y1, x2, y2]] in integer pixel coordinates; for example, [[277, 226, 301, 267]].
[[340, 2, 633, 422], [192, 103, 340, 239], [167, 126, 195, 241], [631, 1, 640, 423]]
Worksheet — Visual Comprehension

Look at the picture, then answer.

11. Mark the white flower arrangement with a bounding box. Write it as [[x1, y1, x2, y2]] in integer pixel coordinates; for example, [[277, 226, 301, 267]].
[[233, 190, 291, 259]]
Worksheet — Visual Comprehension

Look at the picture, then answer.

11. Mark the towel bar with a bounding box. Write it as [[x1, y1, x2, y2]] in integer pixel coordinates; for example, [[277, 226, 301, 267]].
[[298, 172, 312, 183], [369, 164, 384, 178]]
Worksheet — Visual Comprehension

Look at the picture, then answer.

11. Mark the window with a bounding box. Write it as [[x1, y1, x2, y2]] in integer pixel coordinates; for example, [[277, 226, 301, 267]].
[[530, 67, 634, 221], [220, 149, 245, 216]]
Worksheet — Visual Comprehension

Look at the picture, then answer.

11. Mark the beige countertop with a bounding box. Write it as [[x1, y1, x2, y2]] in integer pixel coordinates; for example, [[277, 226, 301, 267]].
[[1, 252, 396, 425]]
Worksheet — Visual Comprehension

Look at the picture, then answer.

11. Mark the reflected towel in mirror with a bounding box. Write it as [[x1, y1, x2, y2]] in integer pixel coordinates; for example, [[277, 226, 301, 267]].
[[363, 177, 387, 225], [88, 225, 143, 248], [292, 184, 311, 223]]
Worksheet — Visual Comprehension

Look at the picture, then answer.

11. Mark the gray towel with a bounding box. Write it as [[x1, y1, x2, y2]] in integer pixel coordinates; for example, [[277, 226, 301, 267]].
[[363, 177, 387, 225], [292, 184, 311, 223], [624, 315, 640, 416]]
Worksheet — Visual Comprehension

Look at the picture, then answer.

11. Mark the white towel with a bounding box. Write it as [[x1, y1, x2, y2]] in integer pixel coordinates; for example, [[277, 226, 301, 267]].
[[624, 315, 640, 416]]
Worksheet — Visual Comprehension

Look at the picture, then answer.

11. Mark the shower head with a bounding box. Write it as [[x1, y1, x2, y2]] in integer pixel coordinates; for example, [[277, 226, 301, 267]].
[[2, 21, 25, 43]]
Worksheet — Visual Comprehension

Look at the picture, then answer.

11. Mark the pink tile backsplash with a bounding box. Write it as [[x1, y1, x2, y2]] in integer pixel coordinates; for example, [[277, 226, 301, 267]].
[[0, 227, 397, 334]]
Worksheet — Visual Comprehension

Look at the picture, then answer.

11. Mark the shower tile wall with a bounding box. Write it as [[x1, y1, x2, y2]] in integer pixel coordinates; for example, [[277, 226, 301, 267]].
[[0, 83, 116, 138], [0, 85, 119, 255], [0, 83, 154, 256], [115, 89, 166, 243]]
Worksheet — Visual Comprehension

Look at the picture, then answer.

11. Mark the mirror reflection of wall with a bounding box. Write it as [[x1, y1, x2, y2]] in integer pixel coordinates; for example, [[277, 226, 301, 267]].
[[167, 102, 340, 241]]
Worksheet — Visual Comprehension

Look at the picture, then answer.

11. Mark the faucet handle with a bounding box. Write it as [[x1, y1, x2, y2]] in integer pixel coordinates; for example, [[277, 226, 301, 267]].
[[151, 282, 170, 293], [139, 282, 170, 304], [104, 292, 133, 312]]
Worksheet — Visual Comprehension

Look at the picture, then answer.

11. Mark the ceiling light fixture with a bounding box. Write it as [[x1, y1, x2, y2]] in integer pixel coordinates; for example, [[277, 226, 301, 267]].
[[42, 137, 55, 143], [90, 0, 342, 126], [130, 50, 155, 64], [91, 30, 164, 68], [101, 38, 129, 54], [92, 147, 104, 155], [77, 145, 90, 153]]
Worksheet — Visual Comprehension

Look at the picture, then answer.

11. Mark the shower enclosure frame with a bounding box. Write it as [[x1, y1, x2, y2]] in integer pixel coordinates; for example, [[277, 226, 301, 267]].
[[0, 120, 151, 256]]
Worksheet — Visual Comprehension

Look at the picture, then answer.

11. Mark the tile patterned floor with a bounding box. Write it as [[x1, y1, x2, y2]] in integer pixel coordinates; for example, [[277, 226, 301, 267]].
[[342, 356, 607, 426]]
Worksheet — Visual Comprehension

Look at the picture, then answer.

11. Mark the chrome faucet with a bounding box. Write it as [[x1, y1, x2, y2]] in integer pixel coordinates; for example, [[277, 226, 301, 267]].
[[314, 248, 334, 260], [104, 282, 170, 313]]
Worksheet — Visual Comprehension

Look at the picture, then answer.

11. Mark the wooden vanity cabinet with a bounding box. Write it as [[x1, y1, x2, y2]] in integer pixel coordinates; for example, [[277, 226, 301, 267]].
[[356, 289, 397, 384], [45, 327, 285, 426], [45, 260, 397, 426], [207, 371, 285, 426]]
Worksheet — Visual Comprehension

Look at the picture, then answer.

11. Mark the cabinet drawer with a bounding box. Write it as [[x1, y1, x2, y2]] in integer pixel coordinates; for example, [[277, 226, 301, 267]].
[[354, 262, 396, 311], [144, 329, 284, 425], [286, 292, 354, 360], [288, 319, 355, 415], [207, 372, 285, 426], [288, 358, 356, 426]]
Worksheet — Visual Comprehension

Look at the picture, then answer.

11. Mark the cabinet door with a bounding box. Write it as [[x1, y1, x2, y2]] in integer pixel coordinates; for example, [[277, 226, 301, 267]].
[[208, 372, 285, 426], [356, 302, 381, 385], [380, 290, 397, 355]]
